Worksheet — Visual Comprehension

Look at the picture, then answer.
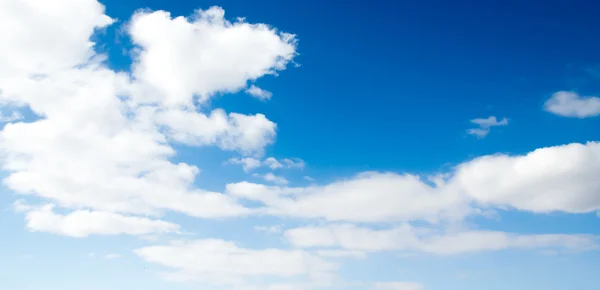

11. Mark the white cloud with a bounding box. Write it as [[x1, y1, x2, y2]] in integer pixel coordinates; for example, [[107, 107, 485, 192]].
[[544, 91, 600, 118], [452, 142, 600, 213], [227, 172, 469, 223], [0, 78, 251, 217], [155, 108, 277, 155], [22, 204, 179, 238], [284, 224, 598, 255], [246, 84, 273, 101], [128, 7, 296, 107], [134, 239, 337, 286], [0, 1, 304, 234], [228, 142, 600, 222], [0, 0, 113, 82], [228, 157, 262, 172], [103, 253, 121, 259], [466, 116, 508, 138], [261, 172, 289, 185], [374, 282, 424, 290]]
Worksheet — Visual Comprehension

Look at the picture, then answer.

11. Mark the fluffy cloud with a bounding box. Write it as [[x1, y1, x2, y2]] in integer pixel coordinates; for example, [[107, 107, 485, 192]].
[[154, 108, 276, 154], [0, 0, 301, 236], [128, 7, 296, 107], [246, 84, 273, 101], [466, 116, 508, 138], [228, 142, 600, 222], [452, 142, 600, 213], [284, 224, 598, 255], [0, 0, 113, 82], [134, 239, 337, 286], [544, 91, 600, 118], [0, 71, 250, 217], [22, 204, 179, 238]]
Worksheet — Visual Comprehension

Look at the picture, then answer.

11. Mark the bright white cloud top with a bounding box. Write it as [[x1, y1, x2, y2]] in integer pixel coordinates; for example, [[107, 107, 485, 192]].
[[1, 0, 599, 290]]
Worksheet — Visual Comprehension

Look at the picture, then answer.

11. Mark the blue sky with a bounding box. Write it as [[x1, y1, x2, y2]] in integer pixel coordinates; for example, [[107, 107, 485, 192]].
[[1, 0, 600, 290]]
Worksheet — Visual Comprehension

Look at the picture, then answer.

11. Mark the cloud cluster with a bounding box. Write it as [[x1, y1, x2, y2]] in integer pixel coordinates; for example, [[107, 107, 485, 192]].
[[0, 0, 296, 237], [227, 142, 600, 222]]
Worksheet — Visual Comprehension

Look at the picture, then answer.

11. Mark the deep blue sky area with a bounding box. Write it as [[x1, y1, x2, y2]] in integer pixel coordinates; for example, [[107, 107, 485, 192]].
[[88, 2, 600, 249], [99, 0, 600, 174]]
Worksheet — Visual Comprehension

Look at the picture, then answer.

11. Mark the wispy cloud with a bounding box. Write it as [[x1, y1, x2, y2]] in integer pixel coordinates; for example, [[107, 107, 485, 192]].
[[245, 84, 273, 101], [467, 116, 509, 138]]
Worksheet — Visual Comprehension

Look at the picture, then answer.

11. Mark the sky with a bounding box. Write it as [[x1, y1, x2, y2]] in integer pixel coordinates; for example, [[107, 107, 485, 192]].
[[1, 0, 600, 290]]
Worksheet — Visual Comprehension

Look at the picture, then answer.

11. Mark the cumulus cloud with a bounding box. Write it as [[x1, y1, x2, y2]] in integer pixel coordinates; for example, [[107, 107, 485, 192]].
[[0, 0, 299, 236], [154, 109, 277, 155], [22, 204, 179, 238], [284, 224, 598, 255], [0, 0, 113, 81], [544, 91, 600, 118], [246, 84, 273, 101], [134, 239, 337, 286], [452, 142, 600, 213], [228, 142, 600, 222], [128, 7, 296, 107], [466, 116, 508, 138]]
